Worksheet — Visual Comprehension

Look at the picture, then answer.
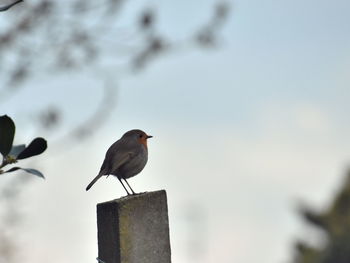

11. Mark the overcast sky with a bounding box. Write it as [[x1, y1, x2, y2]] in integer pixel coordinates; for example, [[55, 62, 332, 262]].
[[1, 0, 350, 263]]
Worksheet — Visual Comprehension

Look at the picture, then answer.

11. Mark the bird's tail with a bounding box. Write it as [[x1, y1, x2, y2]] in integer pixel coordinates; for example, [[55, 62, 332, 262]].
[[86, 174, 103, 191]]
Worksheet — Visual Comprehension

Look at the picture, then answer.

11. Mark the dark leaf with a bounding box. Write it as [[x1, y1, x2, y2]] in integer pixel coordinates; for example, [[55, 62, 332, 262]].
[[5, 166, 45, 179], [21, 168, 45, 178], [17, 137, 47, 160], [5, 167, 20, 173], [9, 144, 26, 158], [0, 115, 15, 157]]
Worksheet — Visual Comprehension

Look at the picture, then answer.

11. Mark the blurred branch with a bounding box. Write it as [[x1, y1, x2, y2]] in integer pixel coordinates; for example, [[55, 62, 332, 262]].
[[0, 0, 23, 12], [50, 80, 117, 153], [196, 1, 231, 47], [70, 82, 116, 140], [0, 0, 231, 149]]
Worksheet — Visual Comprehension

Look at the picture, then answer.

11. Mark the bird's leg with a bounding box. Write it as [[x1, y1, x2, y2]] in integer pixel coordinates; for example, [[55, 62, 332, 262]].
[[123, 179, 136, 195], [118, 178, 131, 195]]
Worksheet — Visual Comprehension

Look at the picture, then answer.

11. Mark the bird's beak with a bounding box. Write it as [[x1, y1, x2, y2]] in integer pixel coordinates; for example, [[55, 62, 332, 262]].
[[147, 135, 153, 139]]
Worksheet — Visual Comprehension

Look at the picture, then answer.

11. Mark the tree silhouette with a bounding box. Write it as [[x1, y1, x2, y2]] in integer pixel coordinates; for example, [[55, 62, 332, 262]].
[[293, 170, 350, 263]]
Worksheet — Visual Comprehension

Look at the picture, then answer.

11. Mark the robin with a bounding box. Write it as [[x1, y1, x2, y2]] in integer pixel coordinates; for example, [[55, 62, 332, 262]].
[[86, 129, 152, 195]]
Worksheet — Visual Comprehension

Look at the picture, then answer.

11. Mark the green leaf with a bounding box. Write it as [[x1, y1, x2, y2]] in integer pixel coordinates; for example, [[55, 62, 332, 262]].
[[5, 167, 45, 179], [0, 115, 15, 157], [21, 168, 45, 179], [9, 144, 26, 158], [17, 137, 47, 160]]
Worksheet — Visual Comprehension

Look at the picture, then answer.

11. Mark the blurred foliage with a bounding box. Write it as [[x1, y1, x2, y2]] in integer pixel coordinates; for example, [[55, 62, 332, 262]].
[[0, 0, 230, 145], [0, 0, 230, 85], [293, 170, 350, 263], [0, 115, 47, 178]]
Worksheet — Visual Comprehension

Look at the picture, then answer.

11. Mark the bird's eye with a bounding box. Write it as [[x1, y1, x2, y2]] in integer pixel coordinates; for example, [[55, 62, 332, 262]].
[[139, 134, 143, 138]]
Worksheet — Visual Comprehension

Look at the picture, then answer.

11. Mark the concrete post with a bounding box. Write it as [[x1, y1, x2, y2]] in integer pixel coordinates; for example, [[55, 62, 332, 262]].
[[97, 190, 171, 263]]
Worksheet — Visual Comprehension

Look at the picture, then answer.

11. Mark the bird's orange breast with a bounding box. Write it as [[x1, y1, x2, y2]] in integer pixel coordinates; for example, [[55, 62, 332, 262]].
[[138, 137, 148, 148]]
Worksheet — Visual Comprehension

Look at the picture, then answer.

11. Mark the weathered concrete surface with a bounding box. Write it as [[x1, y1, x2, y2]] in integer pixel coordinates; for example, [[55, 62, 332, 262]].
[[97, 190, 171, 263]]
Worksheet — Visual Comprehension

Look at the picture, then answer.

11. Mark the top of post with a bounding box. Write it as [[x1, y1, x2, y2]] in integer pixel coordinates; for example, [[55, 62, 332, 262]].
[[98, 190, 167, 206]]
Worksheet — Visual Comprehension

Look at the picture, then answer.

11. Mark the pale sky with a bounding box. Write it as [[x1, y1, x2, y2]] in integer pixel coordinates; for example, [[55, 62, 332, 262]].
[[1, 0, 350, 263]]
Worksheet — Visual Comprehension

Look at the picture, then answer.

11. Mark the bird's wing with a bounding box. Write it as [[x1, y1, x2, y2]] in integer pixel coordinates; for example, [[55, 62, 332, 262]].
[[109, 151, 135, 173], [98, 140, 137, 176], [87, 140, 137, 191]]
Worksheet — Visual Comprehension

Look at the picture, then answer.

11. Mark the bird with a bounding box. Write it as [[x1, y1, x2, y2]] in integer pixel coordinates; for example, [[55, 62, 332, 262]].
[[86, 129, 152, 195]]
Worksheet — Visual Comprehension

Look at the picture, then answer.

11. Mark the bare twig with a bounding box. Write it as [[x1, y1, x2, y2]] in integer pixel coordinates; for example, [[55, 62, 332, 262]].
[[0, 0, 23, 12]]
